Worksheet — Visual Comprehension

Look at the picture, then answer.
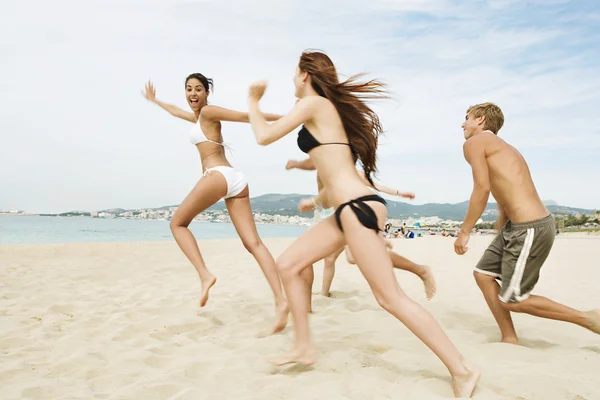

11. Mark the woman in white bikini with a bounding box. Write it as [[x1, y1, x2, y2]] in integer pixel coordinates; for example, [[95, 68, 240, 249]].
[[142, 74, 288, 333], [286, 157, 436, 299]]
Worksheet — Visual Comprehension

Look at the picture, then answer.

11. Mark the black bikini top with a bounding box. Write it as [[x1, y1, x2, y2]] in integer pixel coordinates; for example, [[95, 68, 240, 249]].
[[297, 125, 357, 156]]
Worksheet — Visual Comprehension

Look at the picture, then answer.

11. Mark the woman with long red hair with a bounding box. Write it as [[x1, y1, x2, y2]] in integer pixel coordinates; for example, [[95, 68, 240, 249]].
[[247, 50, 479, 398]]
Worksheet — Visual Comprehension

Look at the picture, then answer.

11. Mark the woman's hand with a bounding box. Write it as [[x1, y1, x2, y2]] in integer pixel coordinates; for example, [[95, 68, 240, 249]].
[[398, 191, 415, 200], [142, 80, 157, 103], [248, 80, 268, 102], [298, 197, 317, 213]]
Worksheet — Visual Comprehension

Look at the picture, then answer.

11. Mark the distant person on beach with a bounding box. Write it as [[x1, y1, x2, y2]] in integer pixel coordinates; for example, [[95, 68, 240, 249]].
[[285, 158, 434, 298], [142, 75, 289, 333], [455, 102, 600, 344], [247, 49, 478, 398]]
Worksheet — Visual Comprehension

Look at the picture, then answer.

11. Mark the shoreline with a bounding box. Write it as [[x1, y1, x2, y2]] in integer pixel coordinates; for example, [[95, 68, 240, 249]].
[[1, 232, 598, 248]]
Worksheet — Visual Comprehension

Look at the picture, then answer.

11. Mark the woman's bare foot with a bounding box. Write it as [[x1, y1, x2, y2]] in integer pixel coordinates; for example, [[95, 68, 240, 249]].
[[419, 265, 437, 300], [319, 291, 331, 297], [451, 364, 480, 398], [268, 345, 316, 366], [271, 302, 289, 334], [199, 276, 217, 307], [584, 310, 600, 334], [501, 336, 520, 345]]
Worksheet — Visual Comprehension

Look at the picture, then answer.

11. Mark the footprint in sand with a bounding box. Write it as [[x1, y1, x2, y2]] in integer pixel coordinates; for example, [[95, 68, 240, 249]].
[[364, 343, 392, 354], [0, 368, 24, 382], [166, 322, 205, 335], [0, 336, 30, 350], [21, 385, 67, 399], [45, 359, 88, 379], [146, 346, 171, 356], [343, 300, 379, 313], [330, 290, 361, 300], [183, 362, 216, 379], [48, 304, 77, 315], [519, 338, 559, 349], [582, 345, 600, 354], [144, 355, 172, 368], [111, 326, 145, 343], [311, 296, 333, 309], [148, 330, 175, 342], [127, 383, 186, 400]]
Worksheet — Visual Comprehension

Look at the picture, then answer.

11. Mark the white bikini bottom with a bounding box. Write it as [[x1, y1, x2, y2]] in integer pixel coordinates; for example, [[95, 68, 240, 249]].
[[203, 166, 248, 199]]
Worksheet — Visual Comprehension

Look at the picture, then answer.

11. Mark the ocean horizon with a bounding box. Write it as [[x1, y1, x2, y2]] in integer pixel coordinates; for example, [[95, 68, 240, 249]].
[[0, 215, 309, 245]]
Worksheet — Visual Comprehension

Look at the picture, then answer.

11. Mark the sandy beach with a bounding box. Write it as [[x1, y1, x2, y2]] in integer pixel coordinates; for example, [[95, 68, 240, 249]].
[[1, 235, 599, 399]]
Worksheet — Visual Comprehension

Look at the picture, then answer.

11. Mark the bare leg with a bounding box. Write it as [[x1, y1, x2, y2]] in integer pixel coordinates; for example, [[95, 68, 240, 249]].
[[269, 218, 347, 367], [502, 296, 600, 335], [348, 245, 436, 300], [300, 265, 314, 313], [341, 203, 479, 398], [473, 272, 518, 344], [226, 186, 288, 333], [170, 173, 226, 307], [345, 244, 355, 264], [389, 252, 437, 300], [321, 246, 344, 296]]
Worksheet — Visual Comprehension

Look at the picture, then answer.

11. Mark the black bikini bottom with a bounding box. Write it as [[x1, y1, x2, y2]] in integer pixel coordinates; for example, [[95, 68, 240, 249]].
[[334, 194, 387, 233]]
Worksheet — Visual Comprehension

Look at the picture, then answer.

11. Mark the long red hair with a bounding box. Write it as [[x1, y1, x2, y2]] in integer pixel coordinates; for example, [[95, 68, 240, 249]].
[[298, 50, 387, 185]]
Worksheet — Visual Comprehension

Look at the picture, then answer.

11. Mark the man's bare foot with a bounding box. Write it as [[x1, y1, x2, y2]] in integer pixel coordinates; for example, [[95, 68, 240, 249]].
[[501, 336, 520, 345], [584, 310, 600, 334], [271, 302, 289, 334], [319, 292, 331, 297], [452, 364, 480, 398], [268, 345, 316, 367], [199, 276, 217, 307], [419, 265, 437, 300]]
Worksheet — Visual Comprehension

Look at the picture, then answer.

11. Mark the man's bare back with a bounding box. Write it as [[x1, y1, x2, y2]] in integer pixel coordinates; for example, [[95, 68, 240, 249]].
[[474, 131, 549, 224], [456, 102, 600, 345]]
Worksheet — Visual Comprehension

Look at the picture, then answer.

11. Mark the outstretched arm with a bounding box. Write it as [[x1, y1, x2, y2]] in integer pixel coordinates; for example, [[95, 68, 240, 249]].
[[142, 81, 197, 123], [200, 105, 282, 123], [248, 81, 316, 146], [459, 137, 491, 235], [298, 187, 330, 213], [286, 158, 316, 171], [357, 171, 415, 199]]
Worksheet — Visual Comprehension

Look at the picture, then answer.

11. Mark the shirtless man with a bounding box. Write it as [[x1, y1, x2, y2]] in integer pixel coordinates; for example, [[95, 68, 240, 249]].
[[287, 158, 436, 300], [455, 102, 600, 344]]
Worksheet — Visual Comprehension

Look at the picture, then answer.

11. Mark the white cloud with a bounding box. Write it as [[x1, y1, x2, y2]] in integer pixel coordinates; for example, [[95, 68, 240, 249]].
[[1, 0, 598, 213]]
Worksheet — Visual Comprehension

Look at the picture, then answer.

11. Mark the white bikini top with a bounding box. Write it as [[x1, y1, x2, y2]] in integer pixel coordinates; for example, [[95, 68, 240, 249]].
[[189, 119, 225, 147]]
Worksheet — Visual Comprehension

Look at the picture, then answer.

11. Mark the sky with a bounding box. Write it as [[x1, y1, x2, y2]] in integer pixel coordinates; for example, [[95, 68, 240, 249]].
[[1, 0, 599, 213]]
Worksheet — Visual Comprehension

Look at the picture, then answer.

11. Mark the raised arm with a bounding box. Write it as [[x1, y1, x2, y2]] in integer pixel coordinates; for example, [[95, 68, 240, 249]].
[[248, 81, 316, 146], [142, 81, 196, 123], [459, 137, 491, 235], [200, 105, 282, 123], [286, 158, 316, 171]]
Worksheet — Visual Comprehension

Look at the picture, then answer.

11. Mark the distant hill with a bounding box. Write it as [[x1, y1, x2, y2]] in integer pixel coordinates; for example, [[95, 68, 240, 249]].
[[99, 194, 596, 221]]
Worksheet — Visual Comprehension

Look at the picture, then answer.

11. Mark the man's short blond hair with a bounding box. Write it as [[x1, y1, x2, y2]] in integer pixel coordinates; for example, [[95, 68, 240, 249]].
[[467, 102, 504, 134]]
